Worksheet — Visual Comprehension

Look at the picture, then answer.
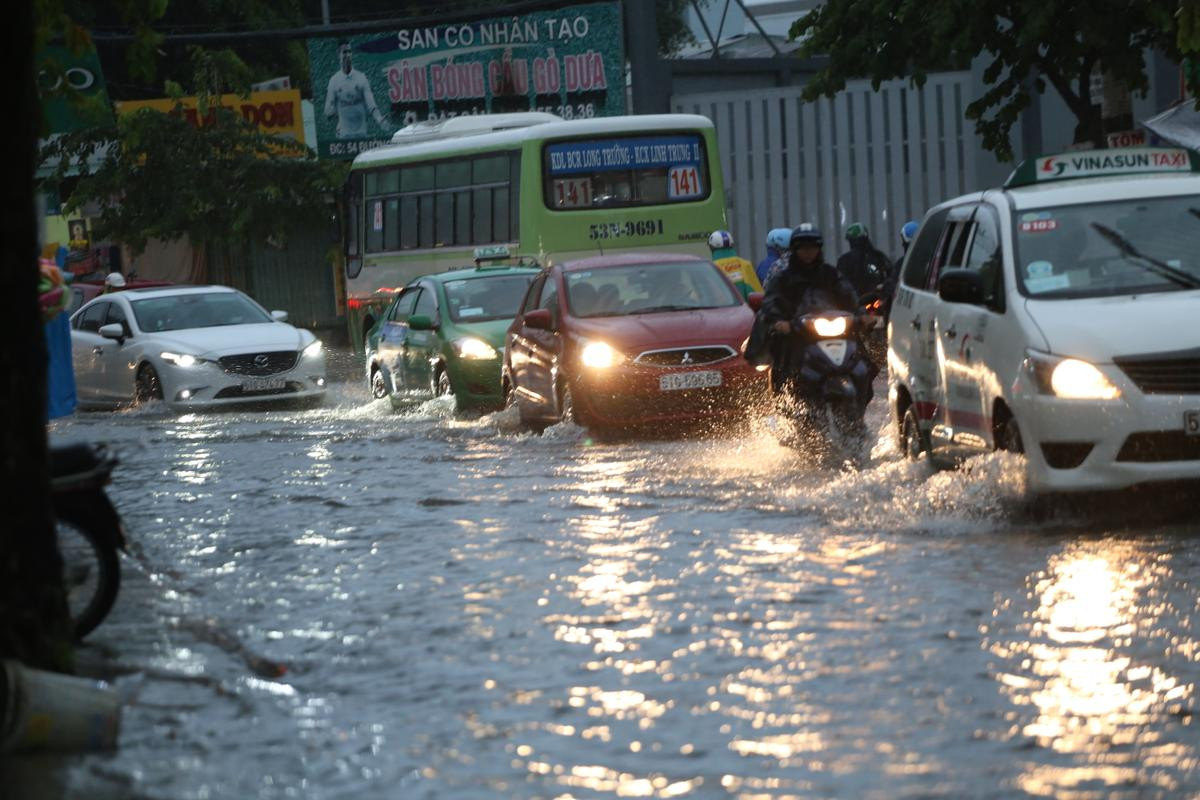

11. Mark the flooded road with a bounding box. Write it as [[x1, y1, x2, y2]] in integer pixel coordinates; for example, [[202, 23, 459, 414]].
[[22, 362, 1200, 799]]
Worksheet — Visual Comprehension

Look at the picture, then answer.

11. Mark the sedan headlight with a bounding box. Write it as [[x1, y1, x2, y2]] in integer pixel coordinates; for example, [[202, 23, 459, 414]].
[[302, 339, 323, 358], [451, 337, 497, 360], [580, 340, 621, 369], [1025, 351, 1120, 399], [160, 351, 201, 367]]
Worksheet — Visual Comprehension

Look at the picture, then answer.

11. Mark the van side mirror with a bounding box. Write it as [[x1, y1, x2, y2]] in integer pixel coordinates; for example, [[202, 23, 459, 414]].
[[747, 292, 763, 311], [938, 269, 985, 305], [523, 309, 553, 330], [408, 314, 435, 331]]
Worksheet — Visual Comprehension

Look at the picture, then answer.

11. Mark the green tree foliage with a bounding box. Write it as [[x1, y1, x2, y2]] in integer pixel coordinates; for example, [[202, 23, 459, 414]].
[[1181, 1, 1200, 102], [41, 47, 347, 271], [790, 0, 1180, 160]]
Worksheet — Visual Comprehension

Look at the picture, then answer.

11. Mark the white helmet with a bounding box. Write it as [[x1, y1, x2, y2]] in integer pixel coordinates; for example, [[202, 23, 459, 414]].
[[104, 272, 126, 289], [707, 230, 734, 251]]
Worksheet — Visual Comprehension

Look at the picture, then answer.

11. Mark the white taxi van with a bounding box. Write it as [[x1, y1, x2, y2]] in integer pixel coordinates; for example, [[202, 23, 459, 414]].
[[888, 146, 1200, 491]]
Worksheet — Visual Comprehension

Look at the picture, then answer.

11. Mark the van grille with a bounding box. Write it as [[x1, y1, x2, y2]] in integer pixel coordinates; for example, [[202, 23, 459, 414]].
[[1114, 350, 1200, 394]]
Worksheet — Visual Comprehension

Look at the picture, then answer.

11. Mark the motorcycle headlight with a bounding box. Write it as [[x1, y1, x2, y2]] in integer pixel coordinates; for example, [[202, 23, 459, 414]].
[[451, 337, 497, 360], [580, 340, 620, 369], [811, 316, 847, 337], [1025, 351, 1120, 399], [302, 339, 323, 358], [160, 351, 200, 367]]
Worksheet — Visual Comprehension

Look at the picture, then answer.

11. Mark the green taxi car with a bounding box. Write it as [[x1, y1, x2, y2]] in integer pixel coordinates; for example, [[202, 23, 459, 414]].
[[365, 256, 539, 412]]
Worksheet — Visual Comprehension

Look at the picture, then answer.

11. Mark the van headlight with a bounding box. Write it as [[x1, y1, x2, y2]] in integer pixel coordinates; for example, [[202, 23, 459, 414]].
[[580, 340, 621, 369], [451, 337, 497, 360], [302, 339, 323, 359], [1025, 351, 1120, 399]]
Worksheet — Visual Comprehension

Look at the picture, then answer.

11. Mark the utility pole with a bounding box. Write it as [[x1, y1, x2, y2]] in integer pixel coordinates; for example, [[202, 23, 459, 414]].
[[624, 0, 671, 114]]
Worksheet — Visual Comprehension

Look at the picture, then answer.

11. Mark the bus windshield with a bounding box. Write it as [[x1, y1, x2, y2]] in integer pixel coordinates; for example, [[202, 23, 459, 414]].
[[543, 133, 709, 210], [443, 274, 535, 323]]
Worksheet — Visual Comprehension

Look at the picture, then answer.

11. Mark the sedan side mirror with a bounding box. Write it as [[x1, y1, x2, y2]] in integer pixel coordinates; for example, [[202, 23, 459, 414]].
[[98, 323, 126, 343], [747, 292, 764, 311], [523, 309, 553, 330], [408, 314, 435, 331], [271, 310, 289, 322], [938, 269, 985, 305]]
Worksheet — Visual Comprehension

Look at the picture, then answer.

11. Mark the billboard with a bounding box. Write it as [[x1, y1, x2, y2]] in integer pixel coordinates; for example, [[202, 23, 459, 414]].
[[116, 89, 307, 148], [306, 0, 625, 159]]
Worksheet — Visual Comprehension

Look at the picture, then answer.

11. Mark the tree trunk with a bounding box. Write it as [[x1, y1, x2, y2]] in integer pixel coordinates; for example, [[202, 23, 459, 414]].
[[0, 0, 74, 672]]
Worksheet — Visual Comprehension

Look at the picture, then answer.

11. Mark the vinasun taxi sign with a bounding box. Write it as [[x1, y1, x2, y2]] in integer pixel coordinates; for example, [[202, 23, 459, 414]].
[[1005, 146, 1200, 187]]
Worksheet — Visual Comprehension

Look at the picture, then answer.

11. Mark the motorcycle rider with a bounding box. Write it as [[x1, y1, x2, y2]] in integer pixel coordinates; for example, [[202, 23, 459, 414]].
[[756, 227, 792, 287], [760, 224, 867, 395], [835, 222, 892, 299], [708, 230, 763, 298]]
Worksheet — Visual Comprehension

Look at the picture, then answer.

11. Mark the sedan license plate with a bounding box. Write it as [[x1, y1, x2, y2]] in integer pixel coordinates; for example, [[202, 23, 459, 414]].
[[659, 370, 722, 392], [1186, 410, 1200, 436], [243, 377, 286, 392]]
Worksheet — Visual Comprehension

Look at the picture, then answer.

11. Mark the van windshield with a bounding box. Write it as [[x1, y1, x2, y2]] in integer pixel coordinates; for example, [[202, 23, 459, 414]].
[[1014, 196, 1200, 299]]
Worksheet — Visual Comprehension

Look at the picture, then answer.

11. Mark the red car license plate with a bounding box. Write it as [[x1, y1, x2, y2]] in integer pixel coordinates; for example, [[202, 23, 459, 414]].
[[659, 371, 722, 391]]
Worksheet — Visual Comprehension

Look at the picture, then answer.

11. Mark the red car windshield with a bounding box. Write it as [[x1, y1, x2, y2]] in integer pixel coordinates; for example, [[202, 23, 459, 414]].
[[564, 261, 741, 318]]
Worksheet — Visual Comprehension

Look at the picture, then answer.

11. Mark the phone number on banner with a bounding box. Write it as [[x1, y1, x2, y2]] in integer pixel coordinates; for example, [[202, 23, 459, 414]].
[[534, 103, 597, 120], [588, 220, 665, 240]]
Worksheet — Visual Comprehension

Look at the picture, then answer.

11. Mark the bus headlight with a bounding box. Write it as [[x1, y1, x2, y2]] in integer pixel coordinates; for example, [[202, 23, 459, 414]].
[[452, 337, 497, 360], [581, 341, 621, 369]]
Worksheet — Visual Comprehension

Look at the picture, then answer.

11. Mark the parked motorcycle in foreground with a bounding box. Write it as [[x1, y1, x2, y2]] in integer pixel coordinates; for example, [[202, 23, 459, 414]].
[[773, 310, 878, 462], [50, 442, 126, 639]]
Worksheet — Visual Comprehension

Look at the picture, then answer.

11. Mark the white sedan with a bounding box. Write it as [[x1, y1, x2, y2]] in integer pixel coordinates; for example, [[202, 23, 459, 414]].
[[69, 285, 326, 410]]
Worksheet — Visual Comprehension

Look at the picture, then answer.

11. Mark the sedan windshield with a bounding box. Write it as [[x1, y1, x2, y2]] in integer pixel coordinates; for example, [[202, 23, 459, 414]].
[[565, 261, 741, 318], [443, 274, 535, 323], [131, 292, 272, 332], [1015, 195, 1200, 299]]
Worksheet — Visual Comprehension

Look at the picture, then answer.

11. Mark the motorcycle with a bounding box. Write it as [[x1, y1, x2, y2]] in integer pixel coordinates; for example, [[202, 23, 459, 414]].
[[773, 309, 878, 460], [50, 442, 126, 639]]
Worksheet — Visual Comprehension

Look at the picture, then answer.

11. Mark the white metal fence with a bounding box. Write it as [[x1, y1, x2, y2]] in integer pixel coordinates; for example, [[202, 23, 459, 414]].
[[673, 73, 983, 260]]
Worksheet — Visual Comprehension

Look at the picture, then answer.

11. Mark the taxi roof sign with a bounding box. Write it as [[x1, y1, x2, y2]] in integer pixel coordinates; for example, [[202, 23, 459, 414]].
[[1005, 147, 1200, 188], [473, 245, 511, 264]]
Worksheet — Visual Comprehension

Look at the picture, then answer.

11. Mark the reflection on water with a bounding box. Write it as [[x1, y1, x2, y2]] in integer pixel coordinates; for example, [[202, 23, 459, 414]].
[[990, 542, 1198, 798], [36, 376, 1200, 800]]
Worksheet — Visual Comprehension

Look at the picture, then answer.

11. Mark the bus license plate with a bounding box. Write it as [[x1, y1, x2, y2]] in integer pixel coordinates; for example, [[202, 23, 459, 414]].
[[659, 371, 721, 391], [243, 377, 286, 392], [1186, 410, 1200, 436]]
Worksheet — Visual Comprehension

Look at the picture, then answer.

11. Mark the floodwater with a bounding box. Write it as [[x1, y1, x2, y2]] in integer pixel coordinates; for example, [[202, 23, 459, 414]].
[[13, 359, 1200, 799]]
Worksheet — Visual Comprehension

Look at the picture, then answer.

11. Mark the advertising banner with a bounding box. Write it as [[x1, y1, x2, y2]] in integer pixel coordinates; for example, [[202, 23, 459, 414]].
[[116, 89, 307, 148], [306, 0, 625, 160], [37, 44, 113, 135]]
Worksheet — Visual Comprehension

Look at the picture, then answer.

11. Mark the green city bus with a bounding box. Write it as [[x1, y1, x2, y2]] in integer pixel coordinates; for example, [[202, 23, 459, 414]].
[[340, 112, 728, 351]]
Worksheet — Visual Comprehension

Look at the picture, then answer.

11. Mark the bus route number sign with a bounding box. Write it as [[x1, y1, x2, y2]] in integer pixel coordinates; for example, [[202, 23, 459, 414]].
[[553, 178, 593, 209], [668, 165, 703, 199]]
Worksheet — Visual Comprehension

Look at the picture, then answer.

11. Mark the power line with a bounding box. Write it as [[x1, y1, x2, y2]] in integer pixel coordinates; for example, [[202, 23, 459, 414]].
[[87, 0, 605, 45]]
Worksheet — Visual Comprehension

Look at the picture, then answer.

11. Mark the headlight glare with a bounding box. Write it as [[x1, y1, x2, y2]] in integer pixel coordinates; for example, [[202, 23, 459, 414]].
[[581, 341, 620, 369], [452, 337, 497, 360], [1050, 358, 1120, 399], [812, 316, 848, 337], [160, 351, 199, 367], [302, 339, 323, 358]]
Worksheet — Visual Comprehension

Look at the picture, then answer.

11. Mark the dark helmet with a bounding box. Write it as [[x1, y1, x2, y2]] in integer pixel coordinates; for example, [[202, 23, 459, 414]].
[[789, 223, 823, 248], [845, 222, 869, 241]]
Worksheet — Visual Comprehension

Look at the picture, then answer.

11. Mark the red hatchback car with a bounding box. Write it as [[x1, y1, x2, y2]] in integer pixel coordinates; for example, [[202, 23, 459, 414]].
[[502, 253, 768, 432]]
